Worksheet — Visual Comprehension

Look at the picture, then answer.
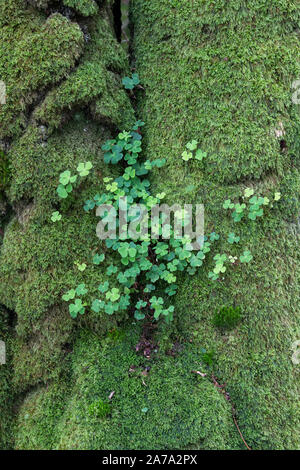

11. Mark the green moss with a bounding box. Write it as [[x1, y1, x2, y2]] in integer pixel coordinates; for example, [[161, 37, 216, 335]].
[[52, 329, 237, 450], [212, 305, 242, 330], [63, 0, 99, 17], [14, 382, 70, 450], [0, 0, 134, 449], [0, 2, 84, 139], [0, 150, 10, 193], [33, 12, 134, 132]]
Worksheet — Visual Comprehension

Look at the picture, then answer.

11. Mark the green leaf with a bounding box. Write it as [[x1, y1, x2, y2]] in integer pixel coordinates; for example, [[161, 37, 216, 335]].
[[134, 311, 145, 320], [59, 170, 71, 186], [93, 253, 105, 265], [186, 140, 198, 151], [62, 289, 76, 302], [106, 265, 118, 276], [76, 284, 88, 296], [91, 299, 104, 313], [244, 187, 254, 198], [208, 271, 219, 281], [105, 302, 116, 315], [240, 250, 253, 263], [106, 288, 120, 302], [98, 281, 109, 293], [223, 199, 234, 209], [181, 150, 193, 161], [227, 232, 240, 244], [75, 262, 87, 272], [209, 232, 219, 242], [69, 299, 85, 319], [77, 161, 93, 177], [195, 149, 207, 161], [84, 200, 96, 212], [274, 192, 281, 201], [57, 184, 68, 199]]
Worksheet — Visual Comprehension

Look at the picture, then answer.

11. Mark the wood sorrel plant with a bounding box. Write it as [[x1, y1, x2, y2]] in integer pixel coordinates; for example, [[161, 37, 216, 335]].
[[52, 121, 281, 324]]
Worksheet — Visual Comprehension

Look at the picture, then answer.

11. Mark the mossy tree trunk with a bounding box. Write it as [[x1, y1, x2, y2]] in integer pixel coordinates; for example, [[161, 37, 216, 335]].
[[131, 0, 300, 449]]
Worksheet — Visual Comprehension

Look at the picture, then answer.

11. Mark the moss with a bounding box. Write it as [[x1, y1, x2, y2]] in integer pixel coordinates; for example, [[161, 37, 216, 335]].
[[54, 329, 237, 449], [212, 305, 242, 330], [1, 0, 299, 450], [33, 12, 134, 132], [131, 0, 300, 449], [0, 0, 134, 449], [0, 119, 126, 337], [0, 2, 84, 139], [14, 381, 70, 450], [0, 150, 10, 193]]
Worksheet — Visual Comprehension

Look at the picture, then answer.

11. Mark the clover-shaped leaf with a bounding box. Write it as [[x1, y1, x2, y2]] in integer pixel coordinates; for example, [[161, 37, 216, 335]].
[[223, 199, 234, 209], [106, 288, 120, 302], [227, 232, 240, 244], [77, 161, 93, 177], [69, 299, 85, 319], [244, 188, 254, 198], [105, 302, 116, 315], [186, 140, 198, 151], [135, 311, 145, 320], [91, 299, 104, 313], [136, 300, 147, 309], [248, 209, 263, 220], [93, 253, 105, 265], [240, 250, 253, 263], [84, 200, 95, 212], [208, 271, 219, 281], [274, 192, 281, 201], [235, 203, 246, 214], [76, 284, 88, 296], [118, 130, 131, 141], [62, 289, 76, 302], [213, 253, 227, 264], [57, 184, 69, 199], [195, 149, 207, 161], [181, 150, 193, 161], [132, 120, 145, 130], [106, 264, 118, 276], [209, 232, 219, 242], [75, 262, 87, 272], [122, 73, 140, 90], [144, 284, 155, 293], [165, 285, 177, 296], [98, 281, 109, 293], [59, 170, 71, 186], [213, 264, 226, 274]]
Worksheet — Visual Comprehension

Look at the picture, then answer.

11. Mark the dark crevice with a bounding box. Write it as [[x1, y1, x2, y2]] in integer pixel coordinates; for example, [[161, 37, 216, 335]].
[[113, 0, 122, 43]]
